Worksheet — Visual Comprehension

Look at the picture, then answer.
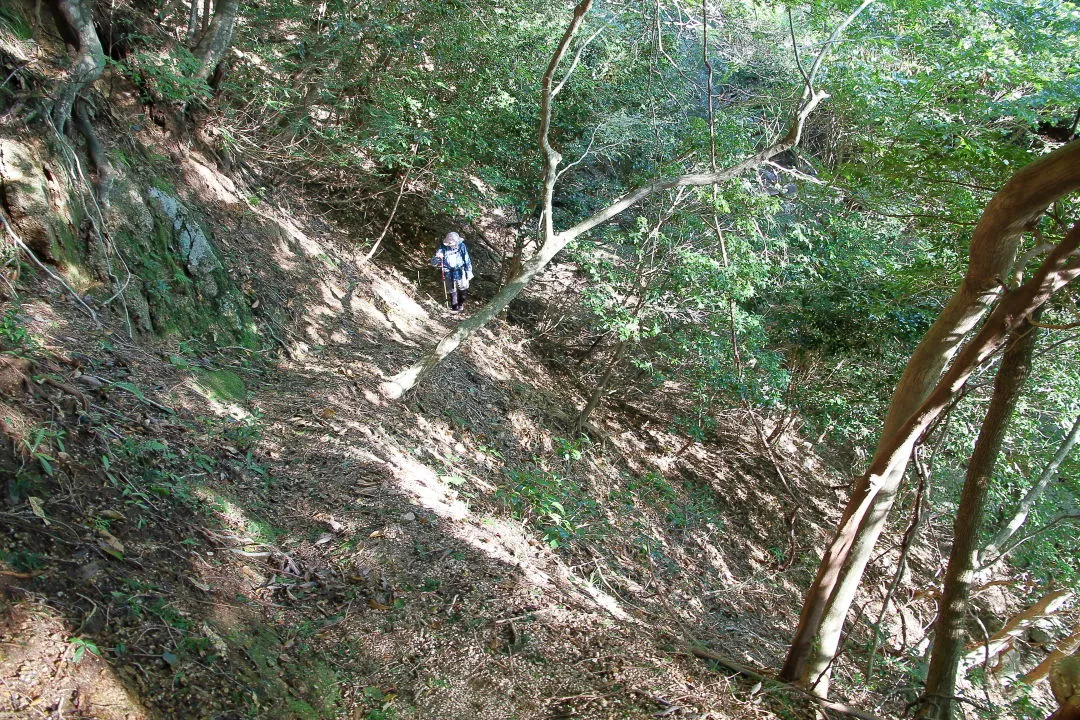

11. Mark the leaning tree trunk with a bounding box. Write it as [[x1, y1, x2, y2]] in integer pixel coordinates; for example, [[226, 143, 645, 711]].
[[380, 0, 870, 399], [1048, 648, 1080, 720], [52, 0, 105, 133], [380, 0, 595, 400], [919, 317, 1039, 720], [192, 0, 239, 82], [185, 0, 200, 45], [780, 139, 1080, 697], [979, 412, 1080, 566], [576, 339, 629, 434], [1023, 622, 1080, 686]]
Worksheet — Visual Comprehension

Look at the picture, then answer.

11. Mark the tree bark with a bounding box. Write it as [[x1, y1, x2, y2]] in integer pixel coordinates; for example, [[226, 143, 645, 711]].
[[185, 0, 200, 46], [72, 98, 114, 206], [780, 139, 1080, 697], [192, 0, 239, 82], [380, 0, 873, 399], [979, 413, 1080, 566], [959, 588, 1073, 671], [1023, 622, 1080, 686], [51, 0, 105, 133], [919, 318, 1039, 720], [575, 339, 629, 434], [1046, 638, 1080, 720]]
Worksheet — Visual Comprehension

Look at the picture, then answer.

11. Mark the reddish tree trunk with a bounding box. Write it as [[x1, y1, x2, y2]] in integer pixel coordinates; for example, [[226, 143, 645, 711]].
[[781, 140, 1080, 696], [919, 318, 1039, 720]]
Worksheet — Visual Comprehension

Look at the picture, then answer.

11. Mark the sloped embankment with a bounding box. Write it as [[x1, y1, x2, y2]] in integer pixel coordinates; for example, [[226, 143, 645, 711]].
[[1, 124, 854, 720]]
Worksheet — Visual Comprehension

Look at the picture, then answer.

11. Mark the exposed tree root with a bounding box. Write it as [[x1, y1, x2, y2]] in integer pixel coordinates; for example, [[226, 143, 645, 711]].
[[72, 98, 114, 207], [0, 211, 100, 324], [688, 644, 885, 720], [50, 0, 105, 133]]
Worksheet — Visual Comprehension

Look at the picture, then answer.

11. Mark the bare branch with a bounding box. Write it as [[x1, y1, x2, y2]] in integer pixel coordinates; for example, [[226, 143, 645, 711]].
[[788, 9, 810, 89], [555, 125, 601, 183], [539, 0, 594, 241], [804, 0, 876, 97], [765, 160, 825, 185], [382, 0, 876, 399], [552, 22, 607, 98]]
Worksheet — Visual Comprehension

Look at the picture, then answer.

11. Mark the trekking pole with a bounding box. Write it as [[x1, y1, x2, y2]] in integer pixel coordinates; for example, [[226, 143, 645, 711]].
[[440, 264, 448, 305]]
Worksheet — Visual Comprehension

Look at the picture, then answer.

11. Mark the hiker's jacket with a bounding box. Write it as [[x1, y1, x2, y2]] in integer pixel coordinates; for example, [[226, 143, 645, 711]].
[[432, 240, 474, 283]]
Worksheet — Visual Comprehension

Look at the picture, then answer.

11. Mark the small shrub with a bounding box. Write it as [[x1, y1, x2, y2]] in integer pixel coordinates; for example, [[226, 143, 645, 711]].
[[112, 46, 211, 104], [0, 306, 38, 353], [0, 5, 32, 40], [497, 465, 603, 549]]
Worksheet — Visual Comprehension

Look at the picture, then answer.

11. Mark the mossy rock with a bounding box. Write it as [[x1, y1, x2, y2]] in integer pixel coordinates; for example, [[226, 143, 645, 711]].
[[103, 177, 257, 344], [0, 138, 84, 267], [289, 659, 342, 717]]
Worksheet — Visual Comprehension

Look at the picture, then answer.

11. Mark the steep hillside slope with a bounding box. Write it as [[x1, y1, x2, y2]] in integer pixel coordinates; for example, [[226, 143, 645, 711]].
[[8, 4, 1070, 718], [0, 104, 882, 718]]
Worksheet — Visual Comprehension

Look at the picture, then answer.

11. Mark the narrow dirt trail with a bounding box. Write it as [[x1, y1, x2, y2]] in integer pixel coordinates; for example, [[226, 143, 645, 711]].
[[203, 215, 846, 718], [1, 157, 852, 719]]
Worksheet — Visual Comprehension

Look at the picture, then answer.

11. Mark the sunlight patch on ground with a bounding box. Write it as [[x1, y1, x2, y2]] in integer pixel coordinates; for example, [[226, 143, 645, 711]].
[[271, 215, 326, 260], [565, 572, 634, 622], [194, 486, 262, 537], [377, 441, 471, 522], [20, 300, 69, 347], [371, 428, 639, 620], [0, 400, 30, 439], [463, 328, 517, 384], [186, 378, 251, 420], [317, 279, 346, 312], [371, 277, 430, 324], [244, 202, 330, 272], [269, 235, 300, 271], [0, 603, 149, 719], [343, 277, 439, 345], [181, 154, 242, 206], [373, 429, 558, 588]]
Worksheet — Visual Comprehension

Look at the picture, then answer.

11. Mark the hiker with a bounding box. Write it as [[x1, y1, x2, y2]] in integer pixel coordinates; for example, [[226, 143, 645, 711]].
[[430, 231, 473, 312]]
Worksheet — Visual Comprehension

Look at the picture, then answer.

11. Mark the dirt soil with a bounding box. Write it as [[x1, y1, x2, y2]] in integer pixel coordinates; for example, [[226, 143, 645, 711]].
[[1, 116, 915, 720]]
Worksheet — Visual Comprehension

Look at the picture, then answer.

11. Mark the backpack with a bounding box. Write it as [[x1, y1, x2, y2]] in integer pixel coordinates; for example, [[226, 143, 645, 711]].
[[443, 245, 464, 269]]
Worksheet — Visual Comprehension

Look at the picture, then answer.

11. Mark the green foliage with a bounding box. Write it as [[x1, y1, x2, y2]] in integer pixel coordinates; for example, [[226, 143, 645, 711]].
[[23, 425, 65, 477], [0, 306, 38, 354], [105, 430, 212, 509], [497, 461, 603, 550], [0, 4, 31, 41], [626, 471, 678, 507], [111, 47, 211, 103], [68, 636, 101, 664], [361, 685, 397, 720], [1008, 682, 1048, 720], [0, 548, 44, 573], [222, 411, 264, 451]]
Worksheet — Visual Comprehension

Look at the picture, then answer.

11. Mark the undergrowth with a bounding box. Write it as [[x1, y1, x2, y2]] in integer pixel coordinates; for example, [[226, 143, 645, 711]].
[[497, 437, 730, 554]]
